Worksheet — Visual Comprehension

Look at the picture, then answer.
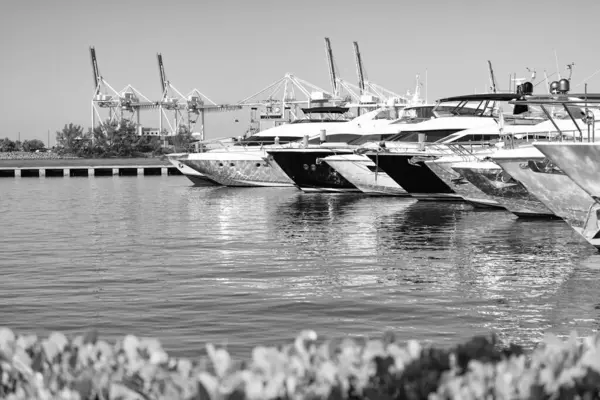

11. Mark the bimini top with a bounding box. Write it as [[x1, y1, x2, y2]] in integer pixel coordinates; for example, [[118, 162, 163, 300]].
[[510, 93, 600, 106], [435, 93, 522, 103], [301, 106, 350, 114], [432, 92, 540, 118]]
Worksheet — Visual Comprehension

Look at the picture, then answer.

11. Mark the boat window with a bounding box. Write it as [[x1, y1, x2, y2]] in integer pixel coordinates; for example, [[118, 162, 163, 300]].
[[307, 133, 363, 144], [288, 119, 350, 124], [347, 133, 398, 145], [238, 135, 303, 146], [392, 106, 435, 123], [389, 129, 465, 143], [443, 134, 500, 143], [372, 109, 394, 120], [435, 132, 464, 143]]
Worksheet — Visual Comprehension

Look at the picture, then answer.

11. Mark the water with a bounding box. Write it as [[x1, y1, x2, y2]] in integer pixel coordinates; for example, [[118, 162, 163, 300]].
[[1, 175, 600, 358]]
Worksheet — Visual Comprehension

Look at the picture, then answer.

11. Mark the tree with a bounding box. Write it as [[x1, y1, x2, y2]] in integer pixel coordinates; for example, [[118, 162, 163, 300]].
[[170, 125, 194, 152], [56, 123, 85, 154], [22, 139, 46, 152], [0, 138, 16, 152]]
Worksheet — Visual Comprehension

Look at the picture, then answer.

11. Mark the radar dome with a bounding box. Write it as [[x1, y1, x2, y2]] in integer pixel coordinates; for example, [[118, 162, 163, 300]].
[[558, 79, 570, 93]]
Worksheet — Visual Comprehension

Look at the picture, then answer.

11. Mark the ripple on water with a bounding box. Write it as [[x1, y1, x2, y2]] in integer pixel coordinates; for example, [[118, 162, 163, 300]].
[[0, 177, 599, 357]]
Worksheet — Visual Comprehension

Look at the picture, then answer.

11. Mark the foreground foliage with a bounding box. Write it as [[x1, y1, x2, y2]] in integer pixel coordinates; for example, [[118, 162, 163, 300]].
[[0, 328, 599, 399]]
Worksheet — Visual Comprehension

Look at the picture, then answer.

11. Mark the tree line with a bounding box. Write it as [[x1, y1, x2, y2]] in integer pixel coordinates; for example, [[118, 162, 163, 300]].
[[0, 121, 195, 157]]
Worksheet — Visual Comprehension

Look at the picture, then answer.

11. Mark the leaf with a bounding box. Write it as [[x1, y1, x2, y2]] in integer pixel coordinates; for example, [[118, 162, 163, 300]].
[[197, 372, 219, 400], [0, 328, 15, 354], [206, 343, 231, 379]]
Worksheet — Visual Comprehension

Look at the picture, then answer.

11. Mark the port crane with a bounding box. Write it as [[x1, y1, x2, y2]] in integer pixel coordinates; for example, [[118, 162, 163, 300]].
[[323, 37, 367, 106], [487, 60, 498, 93], [156, 53, 241, 141], [236, 73, 345, 135], [350, 41, 411, 108], [90, 46, 156, 134]]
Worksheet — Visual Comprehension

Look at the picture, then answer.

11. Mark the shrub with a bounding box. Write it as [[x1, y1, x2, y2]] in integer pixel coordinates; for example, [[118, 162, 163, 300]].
[[0, 328, 599, 400]]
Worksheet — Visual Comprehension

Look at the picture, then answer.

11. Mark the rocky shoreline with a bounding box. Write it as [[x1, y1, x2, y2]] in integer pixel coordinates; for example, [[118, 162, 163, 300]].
[[1, 328, 599, 399], [0, 152, 170, 169]]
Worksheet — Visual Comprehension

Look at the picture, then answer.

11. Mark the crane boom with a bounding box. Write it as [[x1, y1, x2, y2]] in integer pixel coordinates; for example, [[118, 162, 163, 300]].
[[324, 37, 337, 96], [487, 60, 498, 93], [90, 46, 100, 92], [353, 41, 365, 94], [157, 53, 167, 96]]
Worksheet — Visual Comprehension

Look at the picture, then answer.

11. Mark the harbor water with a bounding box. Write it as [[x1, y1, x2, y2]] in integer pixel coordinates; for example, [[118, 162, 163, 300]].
[[1, 175, 599, 358]]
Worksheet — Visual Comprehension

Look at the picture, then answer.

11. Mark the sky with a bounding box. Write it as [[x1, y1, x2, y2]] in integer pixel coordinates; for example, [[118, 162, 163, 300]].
[[2, 0, 600, 144]]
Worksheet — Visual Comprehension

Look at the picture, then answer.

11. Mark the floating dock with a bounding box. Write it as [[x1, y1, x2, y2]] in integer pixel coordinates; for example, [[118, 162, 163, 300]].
[[0, 158, 182, 178]]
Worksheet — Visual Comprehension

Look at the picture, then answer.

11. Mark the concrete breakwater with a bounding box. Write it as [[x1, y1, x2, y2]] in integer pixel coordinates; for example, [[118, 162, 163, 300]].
[[0, 158, 182, 178]]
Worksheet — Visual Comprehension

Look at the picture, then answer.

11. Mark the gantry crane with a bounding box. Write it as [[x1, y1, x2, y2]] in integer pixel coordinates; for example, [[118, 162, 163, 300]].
[[488, 60, 498, 93], [90, 46, 157, 134], [323, 37, 365, 105], [350, 41, 413, 110], [236, 73, 344, 135], [156, 53, 241, 141]]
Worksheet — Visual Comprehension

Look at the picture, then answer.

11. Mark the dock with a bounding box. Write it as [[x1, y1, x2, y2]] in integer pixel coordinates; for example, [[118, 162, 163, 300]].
[[0, 158, 183, 178]]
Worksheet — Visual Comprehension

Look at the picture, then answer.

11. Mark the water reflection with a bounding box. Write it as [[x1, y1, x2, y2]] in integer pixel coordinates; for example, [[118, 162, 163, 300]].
[[1, 177, 599, 357]]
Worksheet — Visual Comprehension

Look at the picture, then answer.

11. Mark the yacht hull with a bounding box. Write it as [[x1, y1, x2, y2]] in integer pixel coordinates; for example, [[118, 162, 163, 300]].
[[366, 153, 460, 200], [267, 149, 361, 192], [323, 154, 408, 196], [181, 154, 294, 187], [452, 162, 557, 218], [167, 156, 220, 186], [494, 154, 600, 249], [425, 159, 504, 209], [534, 143, 600, 200]]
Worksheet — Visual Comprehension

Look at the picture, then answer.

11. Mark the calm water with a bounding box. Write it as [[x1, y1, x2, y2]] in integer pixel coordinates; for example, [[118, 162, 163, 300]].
[[1, 175, 600, 358]]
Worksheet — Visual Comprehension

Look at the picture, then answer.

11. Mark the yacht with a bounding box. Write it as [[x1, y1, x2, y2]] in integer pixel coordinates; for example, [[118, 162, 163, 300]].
[[531, 93, 600, 204], [179, 105, 360, 187], [447, 87, 600, 221], [361, 91, 547, 200], [265, 105, 434, 193], [423, 118, 571, 208], [166, 153, 220, 186], [493, 92, 600, 248], [424, 151, 505, 209], [536, 142, 600, 201], [493, 145, 600, 247], [450, 159, 557, 218], [321, 105, 435, 196]]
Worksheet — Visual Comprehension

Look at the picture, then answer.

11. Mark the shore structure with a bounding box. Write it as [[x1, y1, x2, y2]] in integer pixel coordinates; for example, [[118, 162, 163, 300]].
[[0, 157, 182, 178]]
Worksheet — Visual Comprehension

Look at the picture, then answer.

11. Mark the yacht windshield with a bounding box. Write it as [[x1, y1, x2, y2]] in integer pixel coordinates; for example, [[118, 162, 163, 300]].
[[386, 129, 465, 142], [392, 106, 435, 124], [347, 133, 398, 145], [307, 133, 363, 144], [436, 132, 500, 144], [289, 119, 348, 124], [238, 135, 302, 146]]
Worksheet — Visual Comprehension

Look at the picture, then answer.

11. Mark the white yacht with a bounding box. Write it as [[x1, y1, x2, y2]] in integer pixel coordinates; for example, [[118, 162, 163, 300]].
[[179, 106, 392, 187], [166, 153, 220, 186], [322, 105, 435, 196], [492, 92, 600, 247], [265, 105, 436, 192], [351, 92, 547, 200]]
